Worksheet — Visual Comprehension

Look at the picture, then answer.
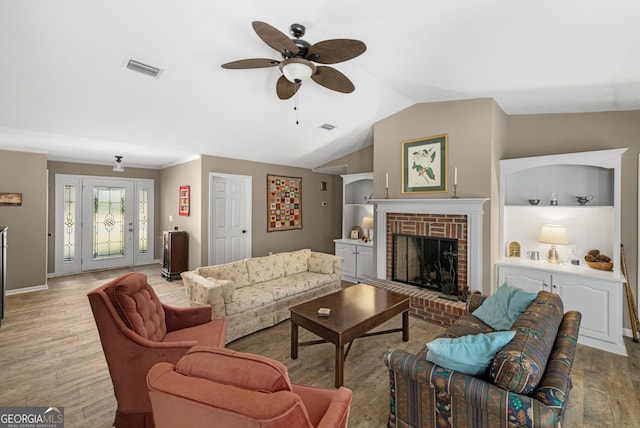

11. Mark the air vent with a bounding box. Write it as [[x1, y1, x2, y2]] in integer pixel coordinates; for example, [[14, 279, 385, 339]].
[[125, 59, 163, 79], [320, 123, 336, 130]]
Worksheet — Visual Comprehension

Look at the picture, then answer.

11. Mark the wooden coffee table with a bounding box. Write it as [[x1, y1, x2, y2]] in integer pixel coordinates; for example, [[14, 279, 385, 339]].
[[289, 283, 410, 388]]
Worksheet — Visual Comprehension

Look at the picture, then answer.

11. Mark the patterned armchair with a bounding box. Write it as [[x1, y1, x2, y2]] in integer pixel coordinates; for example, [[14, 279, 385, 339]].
[[384, 291, 581, 427]]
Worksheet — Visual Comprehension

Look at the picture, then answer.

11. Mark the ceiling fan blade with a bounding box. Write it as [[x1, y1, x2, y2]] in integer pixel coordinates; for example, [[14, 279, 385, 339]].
[[311, 66, 355, 93], [276, 75, 300, 100], [221, 58, 280, 69], [307, 39, 366, 64], [252, 21, 299, 56]]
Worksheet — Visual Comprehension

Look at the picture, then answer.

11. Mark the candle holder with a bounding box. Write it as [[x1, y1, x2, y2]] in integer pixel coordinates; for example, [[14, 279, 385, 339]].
[[385, 187, 389, 199], [452, 184, 459, 199]]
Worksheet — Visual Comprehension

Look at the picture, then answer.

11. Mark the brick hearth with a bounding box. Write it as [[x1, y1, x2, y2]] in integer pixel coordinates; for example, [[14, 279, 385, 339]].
[[369, 278, 466, 327]]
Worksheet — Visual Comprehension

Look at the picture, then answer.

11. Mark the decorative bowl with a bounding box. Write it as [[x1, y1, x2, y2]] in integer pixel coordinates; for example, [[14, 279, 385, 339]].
[[528, 199, 540, 205]]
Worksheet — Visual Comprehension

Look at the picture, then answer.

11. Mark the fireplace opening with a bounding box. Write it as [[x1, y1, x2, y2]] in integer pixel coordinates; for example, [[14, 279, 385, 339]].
[[392, 233, 459, 299]]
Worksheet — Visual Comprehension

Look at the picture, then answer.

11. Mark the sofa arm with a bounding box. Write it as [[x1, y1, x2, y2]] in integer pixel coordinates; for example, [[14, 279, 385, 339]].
[[311, 251, 343, 276], [466, 292, 487, 313], [384, 349, 559, 427], [181, 271, 226, 318]]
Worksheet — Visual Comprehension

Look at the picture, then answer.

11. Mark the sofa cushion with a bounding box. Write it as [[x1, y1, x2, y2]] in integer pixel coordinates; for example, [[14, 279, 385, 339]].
[[176, 346, 293, 393], [308, 256, 334, 274], [225, 286, 275, 316], [260, 277, 310, 300], [438, 313, 496, 339], [490, 291, 564, 394], [426, 331, 516, 376], [246, 253, 284, 284], [473, 283, 537, 331], [283, 249, 311, 276], [198, 261, 250, 288]]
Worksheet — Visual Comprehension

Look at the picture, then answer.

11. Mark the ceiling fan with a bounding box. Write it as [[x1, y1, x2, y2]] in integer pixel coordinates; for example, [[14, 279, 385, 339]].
[[222, 21, 366, 100]]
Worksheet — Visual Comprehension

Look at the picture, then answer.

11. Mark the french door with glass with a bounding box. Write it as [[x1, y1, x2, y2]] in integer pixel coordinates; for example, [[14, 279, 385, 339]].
[[55, 174, 154, 275]]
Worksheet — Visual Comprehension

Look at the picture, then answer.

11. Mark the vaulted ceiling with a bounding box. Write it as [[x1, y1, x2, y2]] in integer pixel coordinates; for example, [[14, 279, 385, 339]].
[[1, 1, 638, 169]]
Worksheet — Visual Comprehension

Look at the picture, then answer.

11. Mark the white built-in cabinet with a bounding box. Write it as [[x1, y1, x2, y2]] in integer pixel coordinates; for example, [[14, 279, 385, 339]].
[[497, 148, 627, 356], [334, 173, 375, 283], [335, 241, 374, 283], [496, 262, 625, 355]]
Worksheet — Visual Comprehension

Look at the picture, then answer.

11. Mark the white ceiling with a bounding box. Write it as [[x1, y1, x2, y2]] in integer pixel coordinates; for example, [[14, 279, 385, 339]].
[[1, 1, 639, 170]]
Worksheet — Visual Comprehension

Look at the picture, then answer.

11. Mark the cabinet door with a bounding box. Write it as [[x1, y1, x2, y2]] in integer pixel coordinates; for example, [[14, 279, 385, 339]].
[[335, 243, 356, 280], [553, 273, 623, 349], [356, 245, 374, 280], [498, 266, 550, 294]]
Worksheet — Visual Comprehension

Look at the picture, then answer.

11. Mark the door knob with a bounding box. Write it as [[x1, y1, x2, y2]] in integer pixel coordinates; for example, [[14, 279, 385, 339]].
[[242, 229, 247, 233]]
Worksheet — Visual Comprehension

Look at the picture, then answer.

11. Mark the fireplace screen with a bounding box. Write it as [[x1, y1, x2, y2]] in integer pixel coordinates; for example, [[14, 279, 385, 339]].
[[392, 233, 458, 296]]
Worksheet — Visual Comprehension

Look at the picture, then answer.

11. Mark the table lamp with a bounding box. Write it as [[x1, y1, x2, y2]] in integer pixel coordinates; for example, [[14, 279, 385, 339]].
[[362, 216, 374, 242], [538, 224, 568, 263]]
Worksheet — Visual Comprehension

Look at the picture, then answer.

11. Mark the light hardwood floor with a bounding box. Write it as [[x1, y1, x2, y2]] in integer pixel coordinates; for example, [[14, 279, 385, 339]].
[[0, 264, 639, 427]]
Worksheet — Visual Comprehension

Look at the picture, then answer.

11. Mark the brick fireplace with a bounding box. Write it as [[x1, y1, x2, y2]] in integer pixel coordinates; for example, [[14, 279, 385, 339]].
[[371, 198, 488, 326], [387, 213, 467, 294]]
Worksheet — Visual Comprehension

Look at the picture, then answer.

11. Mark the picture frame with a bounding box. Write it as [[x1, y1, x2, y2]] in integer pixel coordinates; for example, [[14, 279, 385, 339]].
[[267, 174, 302, 232], [0, 192, 22, 206], [178, 185, 190, 216], [402, 134, 448, 194]]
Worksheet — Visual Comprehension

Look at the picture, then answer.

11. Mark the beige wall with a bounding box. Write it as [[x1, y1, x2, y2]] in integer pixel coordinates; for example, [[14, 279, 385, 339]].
[[373, 99, 497, 291], [0, 150, 47, 290], [158, 155, 342, 271], [159, 158, 203, 269], [317, 145, 374, 174], [195, 155, 342, 266], [46, 161, 162, 272]]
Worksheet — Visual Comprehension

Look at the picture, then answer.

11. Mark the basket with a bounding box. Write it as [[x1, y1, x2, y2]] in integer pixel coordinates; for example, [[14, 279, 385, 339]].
[[585, 260, 613, 271]]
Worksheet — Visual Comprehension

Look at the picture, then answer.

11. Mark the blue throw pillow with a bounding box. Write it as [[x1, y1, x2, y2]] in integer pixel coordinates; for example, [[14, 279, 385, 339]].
[[426, 331, 516, 376], [472, 283, 537, 330]]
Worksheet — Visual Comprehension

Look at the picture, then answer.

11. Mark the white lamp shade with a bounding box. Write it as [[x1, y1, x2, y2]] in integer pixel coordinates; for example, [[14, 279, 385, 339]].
[[538, 224, 568, 244], [362, 216, 374, 229], [279, 58, 315, 83]]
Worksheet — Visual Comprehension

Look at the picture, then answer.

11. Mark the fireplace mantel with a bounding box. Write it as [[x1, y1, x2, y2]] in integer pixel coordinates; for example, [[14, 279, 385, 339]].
[[372, 198, 488, 292]]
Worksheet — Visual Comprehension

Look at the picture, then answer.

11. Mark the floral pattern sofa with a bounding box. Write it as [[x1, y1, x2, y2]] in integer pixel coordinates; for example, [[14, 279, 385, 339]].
[[181, 249, 342, 343], [384, 290, 582, 427]]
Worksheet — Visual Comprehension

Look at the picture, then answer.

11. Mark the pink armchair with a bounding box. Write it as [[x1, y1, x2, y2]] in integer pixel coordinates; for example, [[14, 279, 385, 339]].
[[147, 346, 353, 428], [88, 272, 226, 428]]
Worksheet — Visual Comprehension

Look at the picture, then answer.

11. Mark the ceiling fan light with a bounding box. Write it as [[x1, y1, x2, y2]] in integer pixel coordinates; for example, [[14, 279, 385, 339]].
[[279, 58, 315, 83]]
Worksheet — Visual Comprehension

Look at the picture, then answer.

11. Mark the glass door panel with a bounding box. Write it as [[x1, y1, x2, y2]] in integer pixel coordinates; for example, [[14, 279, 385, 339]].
[[82, 179, 134, 271]]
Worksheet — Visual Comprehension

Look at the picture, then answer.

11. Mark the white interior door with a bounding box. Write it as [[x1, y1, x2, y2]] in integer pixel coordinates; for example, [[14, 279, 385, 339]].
[[81, 178, 135, 271], [209, 173, 251, 265]]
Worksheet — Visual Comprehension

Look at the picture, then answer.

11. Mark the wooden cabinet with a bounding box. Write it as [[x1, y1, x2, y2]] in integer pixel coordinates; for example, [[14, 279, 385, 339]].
[[335, 240, 374, 283], [161, 229, 188, 281], [497, 262, 626, 355], [0, 226, 6, 327]]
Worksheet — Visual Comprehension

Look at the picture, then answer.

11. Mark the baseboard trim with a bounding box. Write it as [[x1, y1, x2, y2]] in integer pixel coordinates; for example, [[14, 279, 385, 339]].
[[6, 284, 49, 295]]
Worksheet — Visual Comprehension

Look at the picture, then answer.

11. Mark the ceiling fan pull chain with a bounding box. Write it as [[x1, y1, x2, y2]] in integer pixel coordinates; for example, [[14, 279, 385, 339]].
[[295, 91, 300, 125]]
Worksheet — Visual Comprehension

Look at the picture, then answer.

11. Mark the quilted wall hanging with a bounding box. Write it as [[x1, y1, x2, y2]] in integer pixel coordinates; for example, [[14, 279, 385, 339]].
[[267, 174, 302, 232]]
